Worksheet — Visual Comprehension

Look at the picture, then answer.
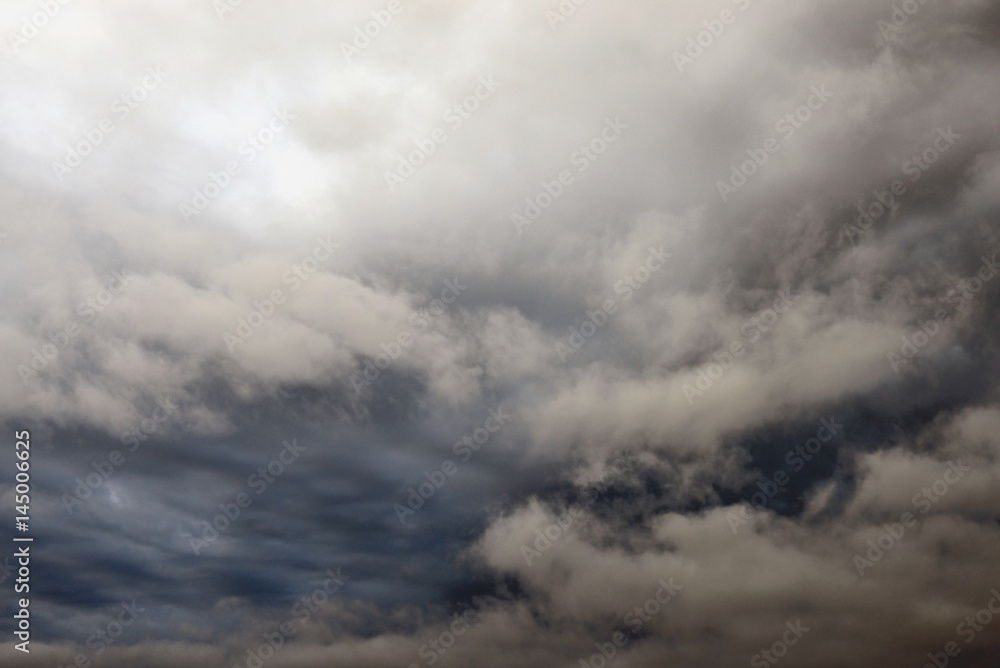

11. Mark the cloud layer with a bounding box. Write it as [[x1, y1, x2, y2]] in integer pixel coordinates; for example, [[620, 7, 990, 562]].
[[2, 1, 1000, 666]]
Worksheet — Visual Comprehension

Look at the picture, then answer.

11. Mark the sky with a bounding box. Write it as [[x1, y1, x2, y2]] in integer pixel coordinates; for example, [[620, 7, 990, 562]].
[[2, 1, 1000, 666]]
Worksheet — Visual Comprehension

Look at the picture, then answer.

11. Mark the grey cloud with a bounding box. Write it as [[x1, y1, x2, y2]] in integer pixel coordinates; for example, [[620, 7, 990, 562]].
[[2, 0, 1000, 666]]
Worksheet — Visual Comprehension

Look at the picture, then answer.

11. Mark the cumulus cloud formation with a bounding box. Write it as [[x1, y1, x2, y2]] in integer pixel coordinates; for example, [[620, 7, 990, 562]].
[[2, 1, 1000, 666]]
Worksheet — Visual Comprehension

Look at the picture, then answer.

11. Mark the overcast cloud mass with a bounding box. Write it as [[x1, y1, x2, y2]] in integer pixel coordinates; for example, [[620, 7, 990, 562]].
[[2, 1, 1000, 666]]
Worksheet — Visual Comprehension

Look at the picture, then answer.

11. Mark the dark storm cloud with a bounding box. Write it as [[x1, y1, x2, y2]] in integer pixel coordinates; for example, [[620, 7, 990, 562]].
[[2, 0, 1000, 666]]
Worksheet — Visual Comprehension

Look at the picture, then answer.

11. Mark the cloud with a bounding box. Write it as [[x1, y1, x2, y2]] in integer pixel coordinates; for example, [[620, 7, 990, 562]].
[[2, 0, 1000, 665]]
